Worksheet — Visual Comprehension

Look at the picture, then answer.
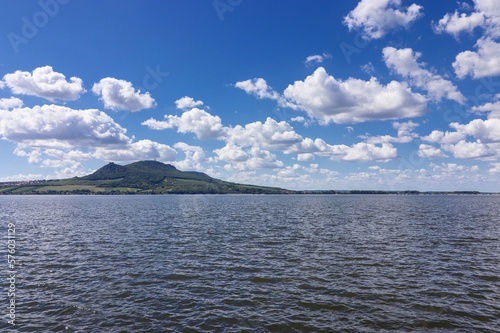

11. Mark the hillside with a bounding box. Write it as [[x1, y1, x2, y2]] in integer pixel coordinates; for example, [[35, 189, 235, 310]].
[[0, 161, 294, 194]]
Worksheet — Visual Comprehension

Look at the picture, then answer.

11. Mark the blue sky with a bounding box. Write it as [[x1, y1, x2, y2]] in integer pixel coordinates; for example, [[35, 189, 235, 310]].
[[1, 0, 499, 191]]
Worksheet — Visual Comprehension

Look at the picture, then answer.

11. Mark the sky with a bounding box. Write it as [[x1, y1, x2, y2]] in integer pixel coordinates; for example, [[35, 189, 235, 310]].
[[0, 0, 499, 191]]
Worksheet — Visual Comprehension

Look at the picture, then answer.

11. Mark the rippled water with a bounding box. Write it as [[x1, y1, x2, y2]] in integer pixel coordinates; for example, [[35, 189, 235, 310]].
[[1, 194, 500, 332]]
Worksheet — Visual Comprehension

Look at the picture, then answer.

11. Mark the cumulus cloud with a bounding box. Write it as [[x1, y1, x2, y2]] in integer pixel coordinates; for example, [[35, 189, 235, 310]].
[[92, 77, 156, 111], [418, 144, 447, 158], [175, 96, 204, 110], [283, 67, 428, 124], [383, 47, 465, 103], [144, 98, 402, 168], [453, 38, 500, 79], [0, 104, 130, 148], [393, 120, 419, 139], [431, 162, 480, 174], [433, 11, 485, 37], [297, 153, 315, 161], [334, 142, 397, 162], [422, 118, 500, 159], [1, 66, 85, 102], [443, 140, 495, 159], [93, 139, 176, 162], [489, 162, 500, 173], [225, 117, 303, 151], [304, 53, 332, 65], [434, 0, 500, 38], [434, 1, 500, 79], [5, 106, 177, 176], [20, 147, 93, 178], [0, 97, 23, 109], [471, 100, 500, 118], [226, 115, 399, 163], [234, 78, 281, 100], [449, 118, 500, 143], [172, 142, 207, 171], [217, 146, 284, 171], [213, 144, 249, 162], [362, 120, 419, 144], [142, 107, 225, 140], [343, 0, 423, 40], [0, 173, 44, 182]]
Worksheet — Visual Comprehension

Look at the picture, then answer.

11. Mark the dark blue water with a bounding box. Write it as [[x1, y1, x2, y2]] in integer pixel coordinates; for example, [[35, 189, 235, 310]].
[[1, 194, 499, 332]]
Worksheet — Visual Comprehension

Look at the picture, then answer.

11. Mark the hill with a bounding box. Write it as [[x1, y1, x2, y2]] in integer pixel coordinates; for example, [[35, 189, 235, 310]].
[[0, 161, 294, 195]]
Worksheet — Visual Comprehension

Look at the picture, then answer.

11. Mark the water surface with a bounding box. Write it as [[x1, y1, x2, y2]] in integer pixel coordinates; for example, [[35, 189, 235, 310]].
[[1, 194, 499, 332]]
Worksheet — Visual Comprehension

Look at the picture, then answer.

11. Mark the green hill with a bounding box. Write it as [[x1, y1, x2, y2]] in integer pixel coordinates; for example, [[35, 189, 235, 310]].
[[0, 161, 294, 195]]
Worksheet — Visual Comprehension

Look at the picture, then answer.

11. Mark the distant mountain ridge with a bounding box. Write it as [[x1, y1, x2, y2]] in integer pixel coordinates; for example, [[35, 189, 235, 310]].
[[0, 160, 294, 194], [0, 161, 489, 195], [82, 160, 219, 188]]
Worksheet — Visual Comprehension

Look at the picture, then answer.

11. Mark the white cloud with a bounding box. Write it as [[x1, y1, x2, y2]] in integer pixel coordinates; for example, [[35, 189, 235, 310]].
[[453, 38, 500, 79], [175, 96, 204, 110], [422, 118, 500, 159], [340, 142, 397, 162], [297, 153, 314, 161], [92, 77, 156, 112], [234, 78, 281, 100], [225, 118, 399, 162], [434, 1, 500, 79], [0, 104, 130, 148], [434, 11, 485, 37], [12, 145, 93, 179], [35, 148, 93, 162], [421, 129, 465, 144], [361, 62, 376, 75], [283, 67, 428, 124], [343, 0, 423, 40], [431, 162, 480, 174], [290, 116, 306, 123], [383, 47, 465, 103], [418, 144, 447, 158], [304, 52, 332, 65], [214, 144, 249, 162], [14, 146, 43, 164], [471, 100, 500, 118], [140, 118, 172, 130], [142, 107, 225, 140], [450, 118, 500, 143], [143, 99, 403, 169], [52, 163, 89, 179], [443, 140, 495, 159], [434, 0, 500, 38], [219, 146, 284, 171], [393, 120, 419, 139], [0, 173, 44, 182], [489, 162, 500, 173], [93, 139, 176, 162], [363, 120, 419, 144], [1, 66, 85, 102], [0, 97, 23, 109], [172, 142, 207, 171], [225, 117, 303, 151]]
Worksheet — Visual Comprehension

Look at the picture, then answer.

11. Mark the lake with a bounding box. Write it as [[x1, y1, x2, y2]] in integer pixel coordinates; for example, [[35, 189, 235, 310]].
[[1, 194, 499, 332]]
